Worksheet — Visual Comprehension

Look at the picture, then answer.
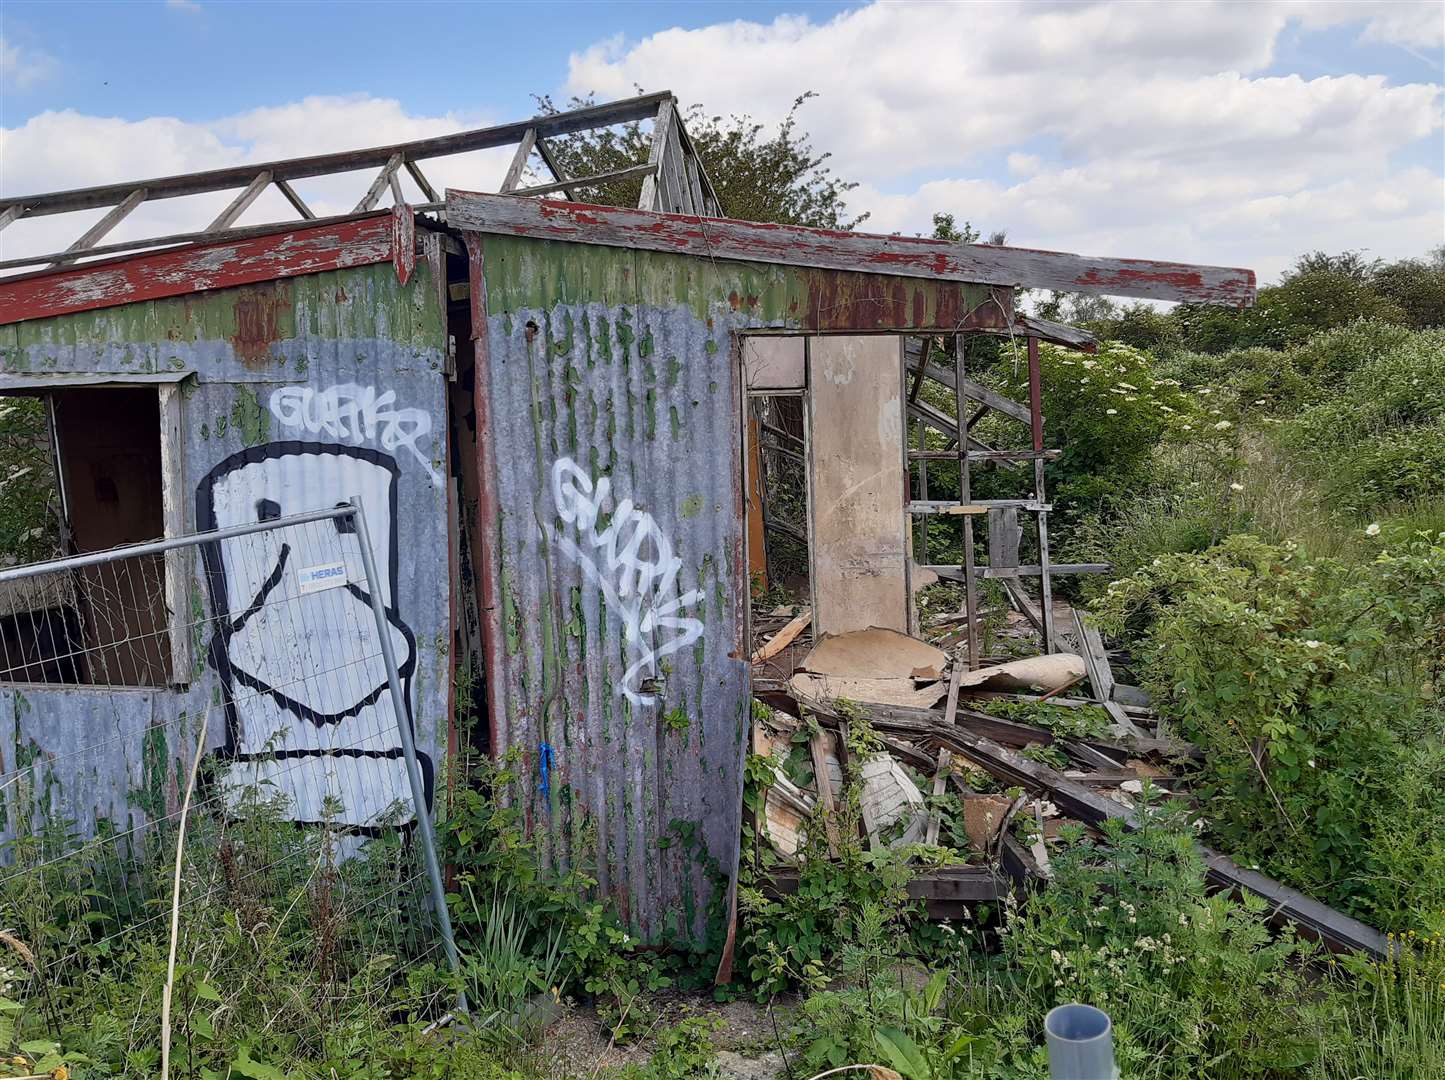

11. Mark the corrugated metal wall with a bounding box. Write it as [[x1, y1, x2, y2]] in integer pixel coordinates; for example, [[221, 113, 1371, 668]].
[[472, 233, 997, 946], [1, 259, 451, 844]]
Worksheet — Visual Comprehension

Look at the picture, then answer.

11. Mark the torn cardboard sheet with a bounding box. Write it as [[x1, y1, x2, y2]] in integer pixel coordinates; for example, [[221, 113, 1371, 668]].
[[801, 627, 948, 680], [956, 653, 1085, 694], [790, 671, 948, 710]]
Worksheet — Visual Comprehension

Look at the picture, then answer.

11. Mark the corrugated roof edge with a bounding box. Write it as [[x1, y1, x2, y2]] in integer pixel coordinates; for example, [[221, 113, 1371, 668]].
[[447, 191, 1257, 308]]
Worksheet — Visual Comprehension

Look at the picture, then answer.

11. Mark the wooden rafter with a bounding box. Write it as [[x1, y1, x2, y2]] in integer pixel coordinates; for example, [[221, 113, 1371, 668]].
[[206, 170, 272, 233], [0, 91, 720, 275]]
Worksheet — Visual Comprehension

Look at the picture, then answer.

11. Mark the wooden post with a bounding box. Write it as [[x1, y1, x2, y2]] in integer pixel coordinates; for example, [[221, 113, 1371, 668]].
[[1027, 336, 1055, 652], [954, 333, 980, 670]]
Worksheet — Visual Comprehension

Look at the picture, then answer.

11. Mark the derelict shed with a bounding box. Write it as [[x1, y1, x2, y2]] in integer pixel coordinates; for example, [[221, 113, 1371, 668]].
[[448, 191, 1256, 946], [0, 93, 718, 891], [0, 89, 1258, 956], [0, 211, 456, 840]]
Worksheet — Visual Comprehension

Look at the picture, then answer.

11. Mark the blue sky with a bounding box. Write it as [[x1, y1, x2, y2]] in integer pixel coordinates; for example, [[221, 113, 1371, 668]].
[[1, 1, 854, 123], [3, 1, 1442, 283]]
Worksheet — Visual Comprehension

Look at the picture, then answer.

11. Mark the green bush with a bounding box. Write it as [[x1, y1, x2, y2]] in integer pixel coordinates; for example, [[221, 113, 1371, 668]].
[[983, 794, 1327, 1078], [1094, 534, 1445, 931], [1282, 328, 1445, 513]]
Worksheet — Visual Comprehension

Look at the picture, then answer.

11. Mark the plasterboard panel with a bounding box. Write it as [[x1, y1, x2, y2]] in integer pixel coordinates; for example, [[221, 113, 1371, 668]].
[[742, 336, 805, 390], [807, 336, 908, 635]]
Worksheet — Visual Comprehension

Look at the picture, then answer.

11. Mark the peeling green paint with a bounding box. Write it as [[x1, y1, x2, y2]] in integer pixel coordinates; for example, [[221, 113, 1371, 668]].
[[230, 385, 269, 446]]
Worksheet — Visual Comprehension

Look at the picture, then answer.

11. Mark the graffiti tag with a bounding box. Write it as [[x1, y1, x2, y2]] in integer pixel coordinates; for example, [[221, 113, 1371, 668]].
[[269, 384, 442, 487], [547, 458, 704, 705]]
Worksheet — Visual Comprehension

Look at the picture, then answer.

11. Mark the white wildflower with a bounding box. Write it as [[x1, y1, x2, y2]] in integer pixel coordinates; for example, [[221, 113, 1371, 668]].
[[1106, 408, 1118, 415], [1213, 420, 1233, 431], [1365, 522, 1381, 537], [1230, 482, 1244, 492], [1304, 640, 1321, 649]]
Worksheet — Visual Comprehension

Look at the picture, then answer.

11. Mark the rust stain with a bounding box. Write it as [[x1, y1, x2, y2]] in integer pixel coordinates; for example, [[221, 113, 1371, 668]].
[[230, 285, 289, 369], [793, 269, 1011, 333]]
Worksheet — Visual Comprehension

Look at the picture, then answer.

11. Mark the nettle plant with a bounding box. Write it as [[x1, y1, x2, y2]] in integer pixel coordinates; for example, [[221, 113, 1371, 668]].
[[1094, 532, 1445, 930], [990, 790, 1326, 1078]]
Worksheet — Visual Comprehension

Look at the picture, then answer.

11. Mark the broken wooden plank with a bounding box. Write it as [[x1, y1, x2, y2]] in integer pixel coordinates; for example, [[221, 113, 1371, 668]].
[[809, 729, 842, 856], [1201, 851, 1391, 959], [904, 349, 1035, 425], [446, 191, 1259, 305], [752, 608, 812, 663], [936, 725, 1390, 960], [924, 748, 953, 846], [1073, 609, 1146, 737]]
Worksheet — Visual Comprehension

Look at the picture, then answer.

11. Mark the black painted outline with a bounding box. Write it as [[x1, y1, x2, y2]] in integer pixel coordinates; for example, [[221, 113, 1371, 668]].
[[196, 440, 434, 833]]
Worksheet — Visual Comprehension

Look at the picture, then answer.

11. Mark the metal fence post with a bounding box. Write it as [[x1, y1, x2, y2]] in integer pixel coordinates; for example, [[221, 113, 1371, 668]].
[[348, 496, 468, 1013]]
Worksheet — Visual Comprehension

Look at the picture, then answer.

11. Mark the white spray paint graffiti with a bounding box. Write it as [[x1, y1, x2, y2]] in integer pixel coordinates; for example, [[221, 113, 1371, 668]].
[[547, 458, 704, 705], [269, 384, 442, 487]]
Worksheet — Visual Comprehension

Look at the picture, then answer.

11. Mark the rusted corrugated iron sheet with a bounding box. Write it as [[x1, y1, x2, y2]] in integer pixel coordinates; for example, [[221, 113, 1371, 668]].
[[449, 192, 1258, 307], [1, 257, 451, 843], [468, 232, 1005, 947]]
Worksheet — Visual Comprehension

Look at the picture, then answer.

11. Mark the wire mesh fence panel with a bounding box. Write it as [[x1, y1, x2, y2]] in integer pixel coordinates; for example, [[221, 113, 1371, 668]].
[[0, 506, 456, 1057]]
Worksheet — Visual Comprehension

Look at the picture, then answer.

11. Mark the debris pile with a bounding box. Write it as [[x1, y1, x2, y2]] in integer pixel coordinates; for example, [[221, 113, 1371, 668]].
[[748, 600, 1391, 958]]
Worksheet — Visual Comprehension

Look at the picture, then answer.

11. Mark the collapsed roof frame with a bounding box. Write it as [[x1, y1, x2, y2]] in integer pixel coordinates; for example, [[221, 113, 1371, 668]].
[[0, 91, 720, 274]]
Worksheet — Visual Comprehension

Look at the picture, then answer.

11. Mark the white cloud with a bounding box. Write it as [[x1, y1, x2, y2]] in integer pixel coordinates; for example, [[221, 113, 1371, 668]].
[[0, 95, 514, 263], [1, 2, 1439, 290], [1292, 1, 1445, 49], [1, 35, 58, 90], [564, 0, 1443, 282], [165, 0, 203, 12]]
